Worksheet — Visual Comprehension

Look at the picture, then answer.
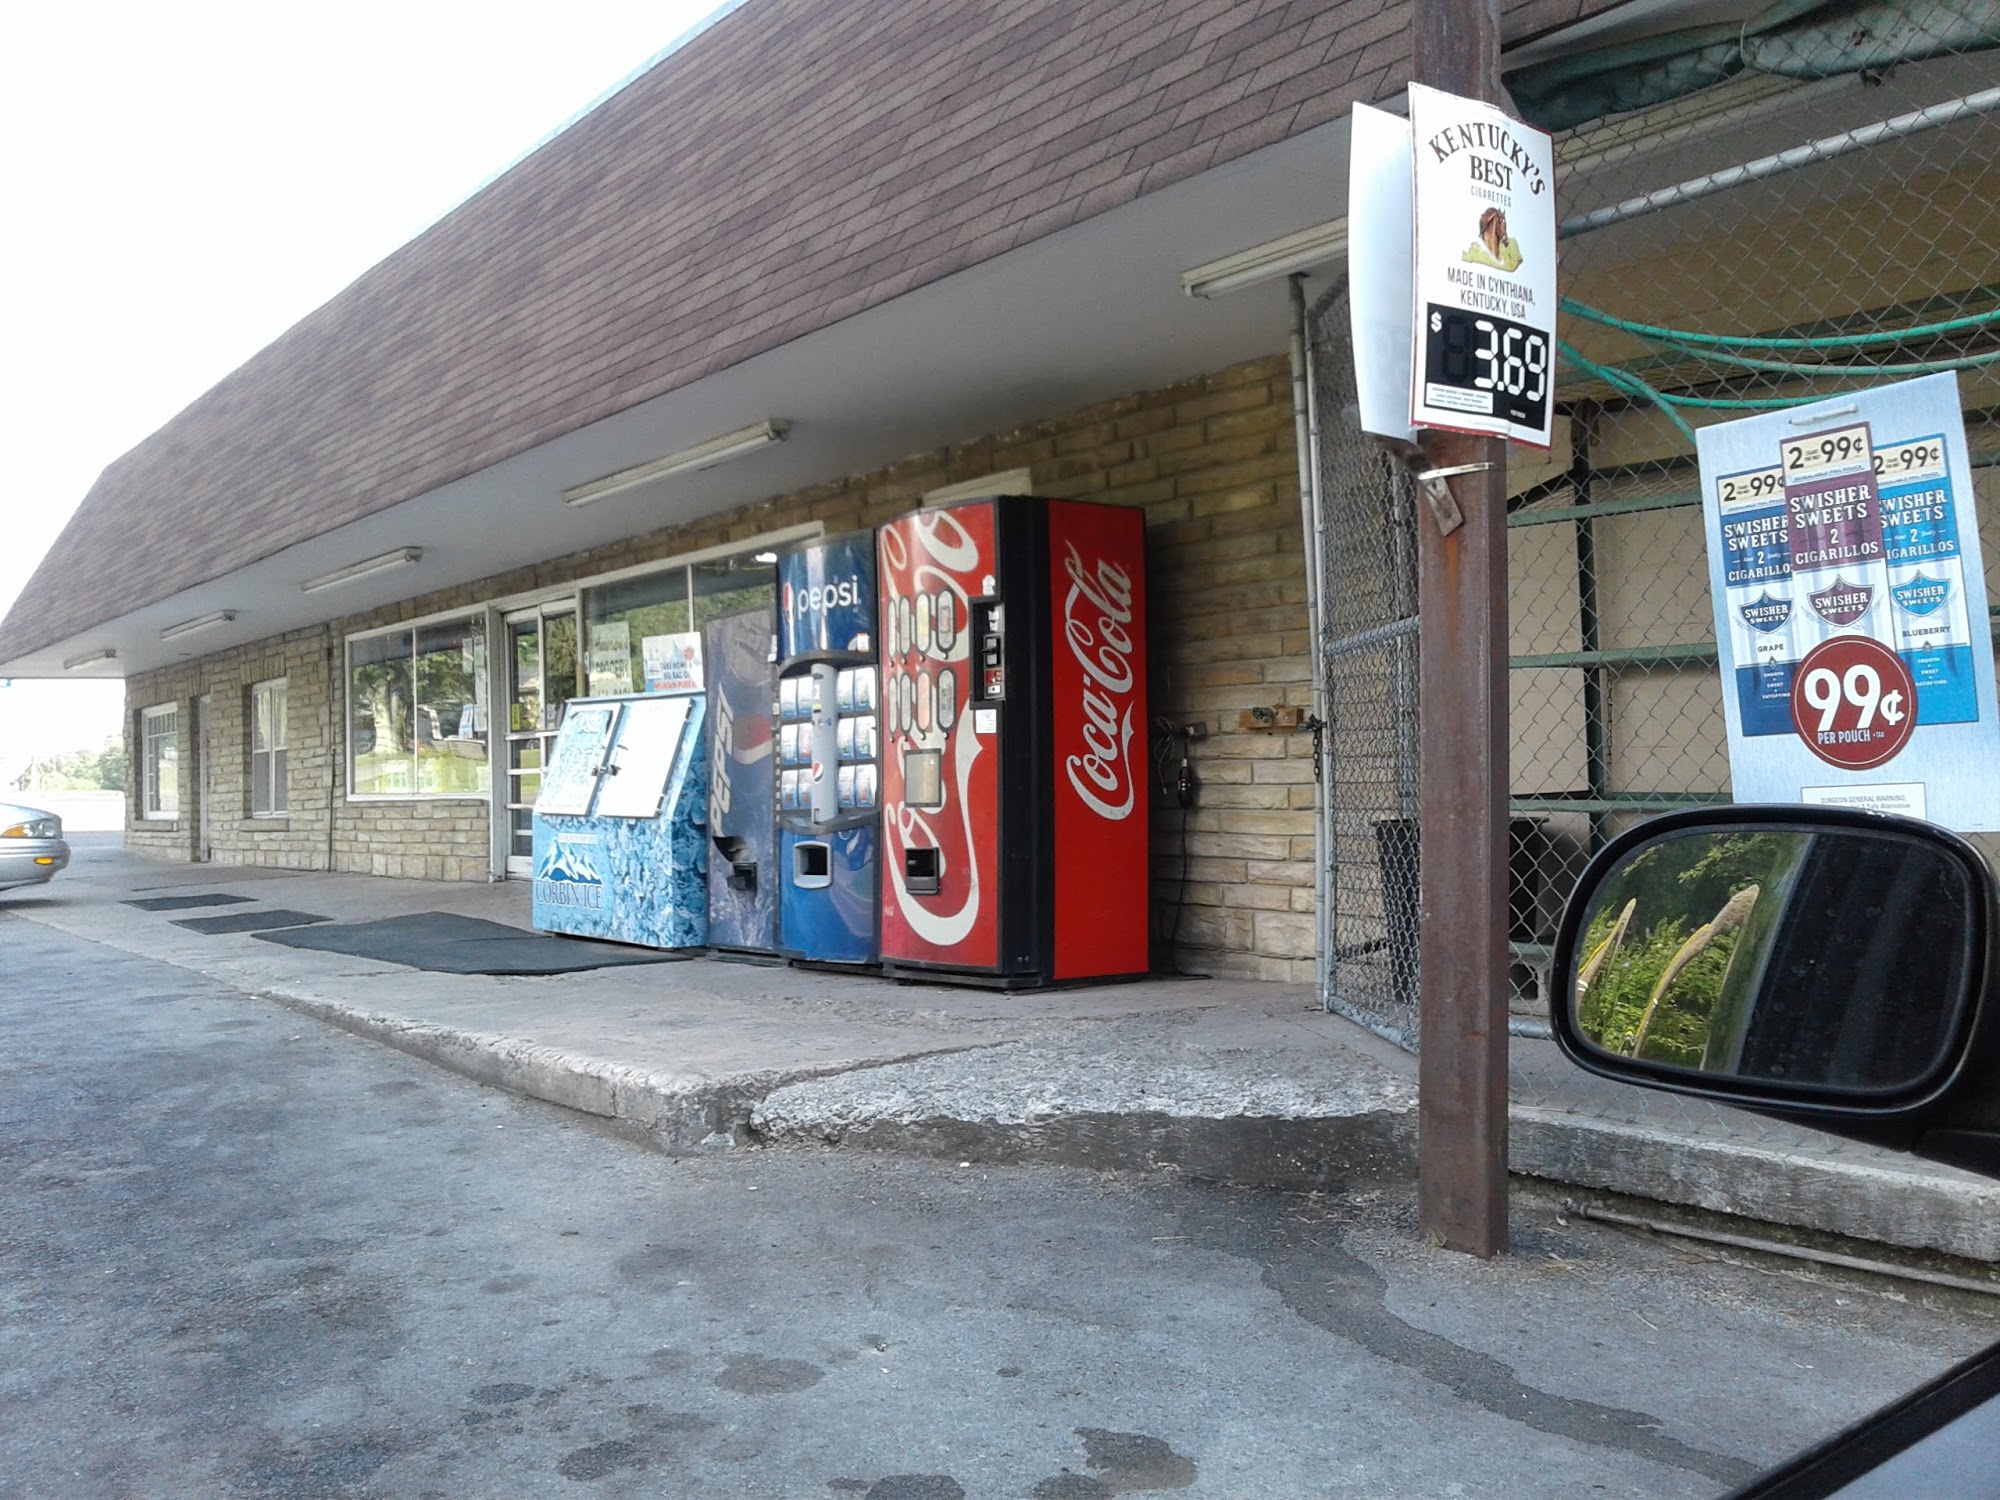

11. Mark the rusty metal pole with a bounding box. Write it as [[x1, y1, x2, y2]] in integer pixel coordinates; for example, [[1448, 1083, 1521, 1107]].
[[1413, 0, 1510, 1257]]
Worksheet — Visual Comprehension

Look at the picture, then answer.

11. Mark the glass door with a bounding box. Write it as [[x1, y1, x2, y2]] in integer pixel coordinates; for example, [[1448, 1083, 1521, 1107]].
[[503, 602, 579, 875]]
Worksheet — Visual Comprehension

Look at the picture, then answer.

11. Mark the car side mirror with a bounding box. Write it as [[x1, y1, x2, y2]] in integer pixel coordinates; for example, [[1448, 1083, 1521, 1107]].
[[1551, 806, 2000, 1175]]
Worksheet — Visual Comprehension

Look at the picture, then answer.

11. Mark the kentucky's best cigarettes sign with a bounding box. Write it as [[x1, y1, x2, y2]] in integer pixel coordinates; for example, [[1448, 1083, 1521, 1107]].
[[1406, 84, 1557, 449]]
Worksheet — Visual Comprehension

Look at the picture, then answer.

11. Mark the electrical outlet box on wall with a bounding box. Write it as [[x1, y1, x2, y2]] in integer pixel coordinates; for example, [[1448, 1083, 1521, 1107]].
[[1238, 705, 1302, 732]]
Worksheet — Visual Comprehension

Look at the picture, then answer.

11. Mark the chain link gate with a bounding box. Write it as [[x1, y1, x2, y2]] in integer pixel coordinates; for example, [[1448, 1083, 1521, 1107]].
[[1308, 16, 1999, 1165], [1307, 281, 1424, 1048]]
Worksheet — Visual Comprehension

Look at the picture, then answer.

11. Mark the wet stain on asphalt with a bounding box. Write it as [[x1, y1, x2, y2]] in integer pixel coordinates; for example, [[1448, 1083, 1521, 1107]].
[[1076, 1429, 1198, 1491], [1030, 1428, 1197, 1496], [715, 1353, 825, 1394], [482, 1273, 536, 1293], [1173, 1189, 1758, 1488], [236, 1435, 397, 1494], [557, 1437, 646, 1480]]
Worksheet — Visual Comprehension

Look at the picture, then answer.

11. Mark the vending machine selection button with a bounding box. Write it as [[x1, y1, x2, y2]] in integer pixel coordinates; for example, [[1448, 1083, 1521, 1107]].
[[935, 592, 956, 652], [936, 673, 956, 729]]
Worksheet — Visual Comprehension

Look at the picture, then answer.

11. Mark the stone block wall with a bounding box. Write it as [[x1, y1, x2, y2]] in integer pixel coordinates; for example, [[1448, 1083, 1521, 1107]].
[[127, 353, 1317, 979]]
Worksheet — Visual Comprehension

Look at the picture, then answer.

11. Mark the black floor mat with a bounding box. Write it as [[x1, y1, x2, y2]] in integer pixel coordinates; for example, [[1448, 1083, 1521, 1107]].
[[172, 909, 332, 935], [252, 911, 690, 975], [124, 893, 255, 911]]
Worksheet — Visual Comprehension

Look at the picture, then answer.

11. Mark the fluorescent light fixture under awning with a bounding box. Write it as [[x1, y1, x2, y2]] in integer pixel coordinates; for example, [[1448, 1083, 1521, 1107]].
[[159, 609, 238, 642], [62, 647, 117, 671], [301, 547, 424, 594], [1182, 219, 1348, 298], [562, 420, 790, 507]]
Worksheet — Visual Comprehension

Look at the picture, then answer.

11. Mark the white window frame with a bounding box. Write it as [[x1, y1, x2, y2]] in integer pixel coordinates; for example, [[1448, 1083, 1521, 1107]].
[[345, 612, 490, 803], [250, 678, 289, 818], [141, 703, 180, 821]]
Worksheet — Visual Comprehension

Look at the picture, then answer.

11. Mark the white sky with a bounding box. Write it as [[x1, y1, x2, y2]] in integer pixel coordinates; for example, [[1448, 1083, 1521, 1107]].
[[0, 0, 728, 769]]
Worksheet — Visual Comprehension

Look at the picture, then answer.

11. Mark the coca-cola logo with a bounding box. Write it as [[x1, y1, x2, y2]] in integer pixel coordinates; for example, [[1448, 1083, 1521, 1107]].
[[1060, 542, 1137, 821]]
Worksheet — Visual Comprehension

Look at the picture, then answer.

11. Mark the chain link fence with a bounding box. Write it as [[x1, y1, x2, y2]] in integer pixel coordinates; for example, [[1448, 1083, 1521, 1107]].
[[1310, 17, 1999, 1154], [1308, 281, 1423, 1047]]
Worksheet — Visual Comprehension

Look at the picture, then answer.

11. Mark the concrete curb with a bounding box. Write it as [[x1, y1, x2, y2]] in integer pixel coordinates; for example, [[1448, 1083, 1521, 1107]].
[[261, 987, 778, 1150], [262, 984, 2000, 1260], [1511, 1107, 2000, 1262], [758, 1106, 1417, 1189]]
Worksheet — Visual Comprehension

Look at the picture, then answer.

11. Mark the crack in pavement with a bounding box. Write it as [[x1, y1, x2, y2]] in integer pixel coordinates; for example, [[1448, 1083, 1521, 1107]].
[[1173, 1190, 1760, 1488]]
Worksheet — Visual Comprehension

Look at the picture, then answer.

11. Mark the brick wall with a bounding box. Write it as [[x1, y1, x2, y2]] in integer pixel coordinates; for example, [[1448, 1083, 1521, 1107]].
[[126, 352, 1316, 979]]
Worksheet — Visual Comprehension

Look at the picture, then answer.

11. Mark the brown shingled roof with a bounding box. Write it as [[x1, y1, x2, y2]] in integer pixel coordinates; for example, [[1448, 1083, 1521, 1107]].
[[0, 0, 1611, 663]]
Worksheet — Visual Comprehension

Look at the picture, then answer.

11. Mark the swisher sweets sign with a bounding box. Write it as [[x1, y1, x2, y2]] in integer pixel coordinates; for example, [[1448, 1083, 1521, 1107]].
[[1698, 373, 2000, 829]]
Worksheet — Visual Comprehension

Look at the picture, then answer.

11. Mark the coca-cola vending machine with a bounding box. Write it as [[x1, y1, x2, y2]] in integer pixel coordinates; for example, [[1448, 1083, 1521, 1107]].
[[877, 495, 1147, 986], [774, 530, 880, 966]]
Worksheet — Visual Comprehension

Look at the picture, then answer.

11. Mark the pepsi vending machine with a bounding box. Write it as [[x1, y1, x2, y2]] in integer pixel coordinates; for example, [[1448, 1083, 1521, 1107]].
[[774, 530, 880, 965], [704, 608, 779, 958], [878, 495, 1148, 987]]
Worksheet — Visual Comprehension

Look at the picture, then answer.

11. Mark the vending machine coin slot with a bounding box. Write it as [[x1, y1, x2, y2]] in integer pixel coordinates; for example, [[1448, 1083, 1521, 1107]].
[[793, 841, 832, 888], [904, 846, 942, 895], [972, 601, 1005, 701]]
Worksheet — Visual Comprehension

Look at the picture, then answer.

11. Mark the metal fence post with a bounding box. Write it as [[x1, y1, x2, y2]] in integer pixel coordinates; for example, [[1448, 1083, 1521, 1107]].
[[1414, 0, 1510, 1257]]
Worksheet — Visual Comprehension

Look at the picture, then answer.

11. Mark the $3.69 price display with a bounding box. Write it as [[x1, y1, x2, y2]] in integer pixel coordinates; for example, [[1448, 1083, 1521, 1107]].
[[1789, 635, 1916, 771], [1421, 306, 1551, 436]]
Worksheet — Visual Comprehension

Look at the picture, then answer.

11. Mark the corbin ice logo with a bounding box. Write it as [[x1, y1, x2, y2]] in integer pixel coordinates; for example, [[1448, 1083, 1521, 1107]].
[[1060, 542, 1137, 821]]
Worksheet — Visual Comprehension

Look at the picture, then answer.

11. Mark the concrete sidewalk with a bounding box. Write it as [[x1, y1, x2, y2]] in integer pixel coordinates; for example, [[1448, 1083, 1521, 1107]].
[[11, 835, 1998, 1262]]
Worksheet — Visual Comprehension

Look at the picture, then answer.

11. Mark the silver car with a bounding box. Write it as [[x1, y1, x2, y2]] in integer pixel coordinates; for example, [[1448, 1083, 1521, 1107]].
[[0, 801, 70, 891]]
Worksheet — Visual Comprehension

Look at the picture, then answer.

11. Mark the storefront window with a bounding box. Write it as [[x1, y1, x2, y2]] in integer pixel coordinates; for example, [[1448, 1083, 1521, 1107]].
[[349, 630, 414, 795], [348, 617, 489, 798], [583, 571, 690, 696], [416, 621, 489, 794], [693, 553, 777, 628]]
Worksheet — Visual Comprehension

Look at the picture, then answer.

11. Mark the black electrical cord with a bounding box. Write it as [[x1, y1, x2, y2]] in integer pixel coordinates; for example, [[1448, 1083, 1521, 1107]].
[[1150, 718, 1209, 979]]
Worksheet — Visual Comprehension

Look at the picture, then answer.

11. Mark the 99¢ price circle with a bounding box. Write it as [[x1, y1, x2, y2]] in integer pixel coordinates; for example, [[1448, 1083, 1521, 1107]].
[[1789, 635, 1916, 771]]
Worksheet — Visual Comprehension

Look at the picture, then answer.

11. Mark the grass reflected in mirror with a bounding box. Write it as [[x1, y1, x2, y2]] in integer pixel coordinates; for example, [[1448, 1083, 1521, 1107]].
[[1575, 831, 1810, 1070]]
